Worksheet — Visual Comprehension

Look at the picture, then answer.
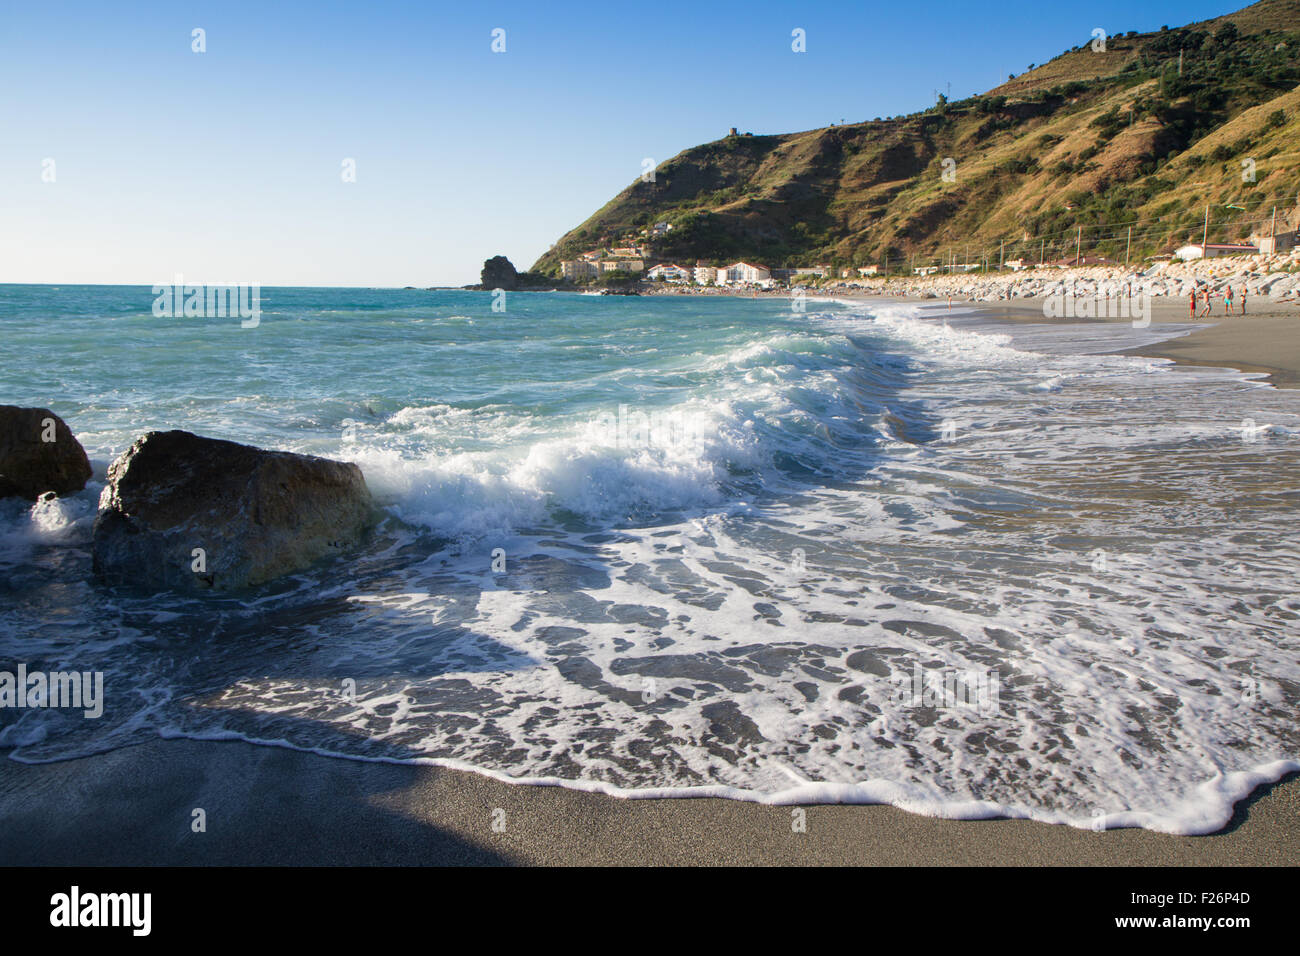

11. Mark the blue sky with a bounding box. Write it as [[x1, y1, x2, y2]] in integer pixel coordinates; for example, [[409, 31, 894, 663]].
[[0, 0, 1246, 286]]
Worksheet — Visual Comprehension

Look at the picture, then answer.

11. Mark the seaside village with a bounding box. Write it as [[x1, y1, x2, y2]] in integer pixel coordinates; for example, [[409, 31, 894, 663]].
[[559, 221, 843, 289], [559, 223, 837, 289], [557, 213, 1300, 306]]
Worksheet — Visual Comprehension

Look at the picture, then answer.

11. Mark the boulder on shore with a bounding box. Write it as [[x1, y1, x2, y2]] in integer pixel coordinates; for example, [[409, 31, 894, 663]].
[[0, 405, 93, 500], [93, 430, 375, 591]]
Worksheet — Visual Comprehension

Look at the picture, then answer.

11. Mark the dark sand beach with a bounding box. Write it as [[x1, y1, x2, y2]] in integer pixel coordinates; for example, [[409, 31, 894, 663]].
[[2, 739, 1296, 866]]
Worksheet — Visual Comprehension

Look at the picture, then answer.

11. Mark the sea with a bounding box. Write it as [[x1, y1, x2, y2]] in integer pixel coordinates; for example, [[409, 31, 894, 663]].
[[2, 283, 1298, 834]]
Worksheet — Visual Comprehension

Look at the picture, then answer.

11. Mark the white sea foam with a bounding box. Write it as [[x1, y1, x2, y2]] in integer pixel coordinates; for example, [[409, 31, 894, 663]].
[[341, 396, 764, 541], [5, 295, 1298, 835]]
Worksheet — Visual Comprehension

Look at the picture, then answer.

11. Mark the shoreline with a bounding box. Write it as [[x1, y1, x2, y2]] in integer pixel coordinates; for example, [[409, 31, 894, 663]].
[[3, 738, 1297, 865], [635, 282, 1300, 390], [632, 250, 1300, 390], [884, 294, 1300, 390], [5, 292, 1299, 866]]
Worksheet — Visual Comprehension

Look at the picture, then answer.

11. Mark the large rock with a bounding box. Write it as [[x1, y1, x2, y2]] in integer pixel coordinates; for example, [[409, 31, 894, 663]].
[[0, 406, 93, 500], [93, 430, 374, 590], [480, 254, 520, 290]]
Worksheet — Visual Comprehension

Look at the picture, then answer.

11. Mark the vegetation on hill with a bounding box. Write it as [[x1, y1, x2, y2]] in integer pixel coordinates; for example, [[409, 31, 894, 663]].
[[532, 0, 1300, 276]]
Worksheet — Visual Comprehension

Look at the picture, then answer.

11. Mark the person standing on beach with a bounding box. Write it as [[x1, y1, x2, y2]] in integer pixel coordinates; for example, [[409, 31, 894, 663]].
[[1225, 286, 1234, 316], [1189, 289, 1197, 318], [1199, 287, 1212, 318], [1241, 288, 1247, 315]]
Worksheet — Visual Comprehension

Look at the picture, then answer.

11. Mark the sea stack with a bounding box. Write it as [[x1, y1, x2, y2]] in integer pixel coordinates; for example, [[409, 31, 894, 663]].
[[0, 405, 94, 500], [92, 430, 375, 591]]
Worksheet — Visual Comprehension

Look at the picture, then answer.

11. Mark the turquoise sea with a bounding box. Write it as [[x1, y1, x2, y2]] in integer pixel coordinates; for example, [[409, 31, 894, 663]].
[[2, 283, 1299, 833]]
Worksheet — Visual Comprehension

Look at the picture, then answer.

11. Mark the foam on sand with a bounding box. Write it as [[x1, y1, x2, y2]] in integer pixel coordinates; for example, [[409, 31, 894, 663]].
[[3, 290, 1298, 834]]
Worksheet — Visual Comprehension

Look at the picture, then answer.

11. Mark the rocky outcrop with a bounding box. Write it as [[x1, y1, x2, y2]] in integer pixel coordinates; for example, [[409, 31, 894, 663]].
[[480, 255, 520, 290], [0, 406, 93, 500], [476, 255, 552, 291], [93, 430, 374, 591]]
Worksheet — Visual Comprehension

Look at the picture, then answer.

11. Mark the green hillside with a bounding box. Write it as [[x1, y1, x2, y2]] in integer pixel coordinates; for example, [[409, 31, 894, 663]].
[[532, 0, 1300, 276]]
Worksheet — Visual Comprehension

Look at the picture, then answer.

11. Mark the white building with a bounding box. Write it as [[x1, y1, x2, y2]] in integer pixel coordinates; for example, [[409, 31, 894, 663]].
[[716, 262, 771, 285], [694, 264, 718, 285], [1174, 243, 1258, 261], [857, 265, 880, 276], [600, 259, 644, 273], [561, 260, 600, 281], [647, 263, 692, 282]]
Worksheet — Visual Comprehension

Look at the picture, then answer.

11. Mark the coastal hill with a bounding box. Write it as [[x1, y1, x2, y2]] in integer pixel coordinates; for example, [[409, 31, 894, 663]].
[[532, 0, 1300, 275]]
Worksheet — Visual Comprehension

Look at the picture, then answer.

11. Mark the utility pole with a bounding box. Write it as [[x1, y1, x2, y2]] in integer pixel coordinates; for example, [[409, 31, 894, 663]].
[[999, 239, 1005, 270], [1271, 206, 1277, 237], [1040, 237, 1045, 265], [1125, 226, 1132, 267], [1202, 204, 1209, 250], [1075, 226, 1081, 266]]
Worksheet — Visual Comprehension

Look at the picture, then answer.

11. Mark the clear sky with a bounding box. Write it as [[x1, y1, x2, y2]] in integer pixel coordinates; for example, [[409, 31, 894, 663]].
[[0, 0, 1247, 287]]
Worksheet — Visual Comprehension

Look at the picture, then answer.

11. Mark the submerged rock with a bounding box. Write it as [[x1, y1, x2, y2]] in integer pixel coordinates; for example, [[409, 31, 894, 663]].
[[93, 430, 374, 591], [0, 405, 93, 500]]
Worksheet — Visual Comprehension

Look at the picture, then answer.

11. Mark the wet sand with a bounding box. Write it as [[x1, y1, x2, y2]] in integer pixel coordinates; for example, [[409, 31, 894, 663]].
[[891, 293, 1300, 389], [1, 739, 1296, 866]]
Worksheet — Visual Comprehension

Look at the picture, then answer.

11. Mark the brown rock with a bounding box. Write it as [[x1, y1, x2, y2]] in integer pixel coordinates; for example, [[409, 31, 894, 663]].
[[93, 430, 374, 590], [0, 406, 93, 500]]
